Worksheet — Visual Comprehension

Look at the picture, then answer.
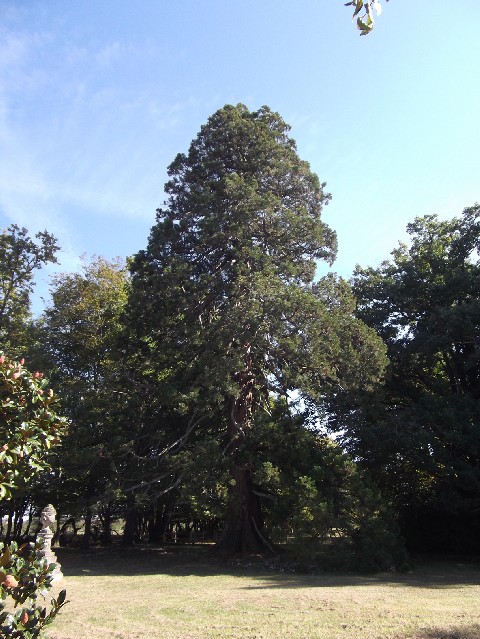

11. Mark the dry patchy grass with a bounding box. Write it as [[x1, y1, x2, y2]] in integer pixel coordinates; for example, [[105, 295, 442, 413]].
[[47, 546, 480, 639]]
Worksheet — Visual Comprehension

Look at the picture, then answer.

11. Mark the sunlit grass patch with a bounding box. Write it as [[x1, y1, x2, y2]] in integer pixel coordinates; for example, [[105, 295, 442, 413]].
[[48, 547, 480, 639]]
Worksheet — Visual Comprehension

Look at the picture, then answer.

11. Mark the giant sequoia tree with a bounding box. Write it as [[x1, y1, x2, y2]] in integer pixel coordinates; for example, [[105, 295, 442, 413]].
[[128, 104, 387, 554]]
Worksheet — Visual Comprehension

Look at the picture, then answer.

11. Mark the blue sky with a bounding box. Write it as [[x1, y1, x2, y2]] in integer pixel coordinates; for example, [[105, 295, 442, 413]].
[[1, 1, 479, 310]]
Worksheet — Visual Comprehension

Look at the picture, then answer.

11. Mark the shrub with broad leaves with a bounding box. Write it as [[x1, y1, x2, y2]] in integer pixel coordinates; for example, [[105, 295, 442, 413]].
[[0, 353, 67, 499], [0, 353, 68, 638], [0, 541, 67, 638]]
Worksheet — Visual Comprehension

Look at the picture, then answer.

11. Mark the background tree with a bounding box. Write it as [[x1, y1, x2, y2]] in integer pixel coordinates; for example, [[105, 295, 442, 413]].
[[36, 256, 129, 546], [0, 225, 59, 357], [115, 379, 206, 546], [128, 103, 388, 555], [342, 204, 480, 551], [35, 253, 210, 547], [236, 398, 407, 571]]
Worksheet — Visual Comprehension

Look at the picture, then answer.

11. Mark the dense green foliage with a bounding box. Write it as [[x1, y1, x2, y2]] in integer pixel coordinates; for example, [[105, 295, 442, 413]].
[[342, 205, 480, 551], [244, 401, 407, 571], [0, 540, 67, 639], [36, 257, 129, 545], [127, 104, 388, 554], [0, 225, 59, 357], [0, 354, 67, 638], [0, 353, 67, 500], [2, 106, 479, 571]]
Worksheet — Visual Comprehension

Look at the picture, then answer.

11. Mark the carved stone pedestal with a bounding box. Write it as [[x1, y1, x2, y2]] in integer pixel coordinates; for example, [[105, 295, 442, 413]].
[[37, 504, 63, 582]]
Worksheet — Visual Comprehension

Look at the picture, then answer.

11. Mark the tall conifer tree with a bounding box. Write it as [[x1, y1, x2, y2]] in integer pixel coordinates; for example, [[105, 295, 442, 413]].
[[128, 104, 386, 554]]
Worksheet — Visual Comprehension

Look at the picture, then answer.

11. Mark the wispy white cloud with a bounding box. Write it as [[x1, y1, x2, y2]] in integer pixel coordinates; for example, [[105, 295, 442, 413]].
[[0, 16, 210, 253], [95, 42, 122, 67]]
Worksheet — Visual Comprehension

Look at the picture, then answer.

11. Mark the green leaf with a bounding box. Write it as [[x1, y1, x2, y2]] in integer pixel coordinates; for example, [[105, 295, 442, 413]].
[[353, 0, 364, 18], [357, 16, 373, 32]]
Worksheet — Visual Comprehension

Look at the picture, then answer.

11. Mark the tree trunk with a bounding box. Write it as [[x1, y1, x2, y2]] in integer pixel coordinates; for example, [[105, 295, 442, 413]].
[[148, 501, 171, 544], [123, 494, 137, 545], [13, 504, 24, 541], [82, 505, 92, 549], [5, 510, 13, 543], [100, 501, 113, 545], [24, 507, 34, 539], [217, 465, 273, 555], [217, 351, 275, 556]]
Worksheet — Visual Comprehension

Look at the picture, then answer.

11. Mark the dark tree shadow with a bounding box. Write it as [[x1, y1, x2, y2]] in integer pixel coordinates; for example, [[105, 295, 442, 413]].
[[55, 545, 480, 592], [415, 625, 480, 639]]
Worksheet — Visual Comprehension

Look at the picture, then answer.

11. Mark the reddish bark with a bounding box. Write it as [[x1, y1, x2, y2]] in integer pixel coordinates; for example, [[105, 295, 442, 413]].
[[216, 465, 273, 555], [217, 348, 274, 555]]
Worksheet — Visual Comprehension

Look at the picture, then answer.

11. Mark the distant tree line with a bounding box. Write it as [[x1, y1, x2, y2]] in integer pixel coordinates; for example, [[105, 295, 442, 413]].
[[1, 104, 479, 571]]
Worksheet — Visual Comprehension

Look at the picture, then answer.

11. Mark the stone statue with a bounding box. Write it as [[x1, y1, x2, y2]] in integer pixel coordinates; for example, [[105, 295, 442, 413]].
[[37, 504, 63, 581], [40, 503, 56, 531]]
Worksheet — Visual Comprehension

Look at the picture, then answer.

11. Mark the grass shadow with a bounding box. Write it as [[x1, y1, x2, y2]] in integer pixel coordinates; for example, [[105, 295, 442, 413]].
[[55, 545, 480, 591], [414, 625, 480, 639], [57, 545, 223, 578]]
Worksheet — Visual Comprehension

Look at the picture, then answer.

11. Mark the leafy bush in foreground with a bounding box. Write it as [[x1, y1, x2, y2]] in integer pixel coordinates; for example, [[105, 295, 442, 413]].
[[0, 353, 67, 637], [0, 541, 67, 638]]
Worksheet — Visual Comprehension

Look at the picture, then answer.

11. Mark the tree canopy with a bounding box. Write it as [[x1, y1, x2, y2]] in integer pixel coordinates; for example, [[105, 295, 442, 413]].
[[344, 204, 480, 551], [36, 256, 129, 545], [353, 205, 480, 400], [0, 225, 59, 356], [128, 103, 387, 554]]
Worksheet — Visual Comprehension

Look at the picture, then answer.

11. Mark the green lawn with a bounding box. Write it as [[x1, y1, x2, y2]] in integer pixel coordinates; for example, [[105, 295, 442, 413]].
[[47, 546, 480, 639]]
